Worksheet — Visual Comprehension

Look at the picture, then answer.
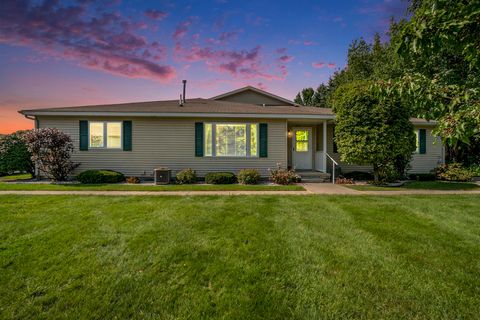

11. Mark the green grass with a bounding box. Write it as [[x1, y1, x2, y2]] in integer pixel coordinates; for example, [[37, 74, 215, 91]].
[[1, 195, 479, 319], [349, 180, 480, 191], [0, 182, 304, 191], [0, 173, 32, 182]]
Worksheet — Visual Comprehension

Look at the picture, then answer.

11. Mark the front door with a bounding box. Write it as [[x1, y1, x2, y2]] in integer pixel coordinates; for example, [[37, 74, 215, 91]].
[[292, 127, 313, 170]]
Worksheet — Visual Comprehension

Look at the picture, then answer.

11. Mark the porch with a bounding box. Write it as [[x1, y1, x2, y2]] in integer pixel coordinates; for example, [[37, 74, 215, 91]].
[[287, 120, 338, 180]]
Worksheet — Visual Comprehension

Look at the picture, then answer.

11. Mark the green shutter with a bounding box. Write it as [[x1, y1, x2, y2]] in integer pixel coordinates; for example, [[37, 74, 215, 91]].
[[123, 121, 132, 151], [195, 122, 204, 157], [79, 120, 88, 151], [419, 129, 426, 154], [259, 123, 268, 157]]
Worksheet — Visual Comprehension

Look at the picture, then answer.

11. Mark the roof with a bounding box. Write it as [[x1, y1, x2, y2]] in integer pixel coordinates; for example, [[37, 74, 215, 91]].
[[19, 98, 334, 119], [211, 86, 298, 106]]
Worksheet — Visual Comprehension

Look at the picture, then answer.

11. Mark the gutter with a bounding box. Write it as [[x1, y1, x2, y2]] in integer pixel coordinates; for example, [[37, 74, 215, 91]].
[[18, 111, 336, 120]]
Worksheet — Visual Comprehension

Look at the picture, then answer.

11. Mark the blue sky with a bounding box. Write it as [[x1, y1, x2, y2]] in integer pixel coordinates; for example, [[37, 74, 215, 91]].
[[0, 0, 407, 133]]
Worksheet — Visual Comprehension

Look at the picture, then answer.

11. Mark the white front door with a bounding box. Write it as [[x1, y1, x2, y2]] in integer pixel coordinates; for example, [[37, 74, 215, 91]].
[[292, 127, 313, 170]]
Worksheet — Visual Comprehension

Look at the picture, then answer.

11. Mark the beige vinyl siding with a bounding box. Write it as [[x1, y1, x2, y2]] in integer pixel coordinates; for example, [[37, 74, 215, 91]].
[[37, 116, 287, 177], [327, 124, 443, 174], [409, 126, 444, 173]]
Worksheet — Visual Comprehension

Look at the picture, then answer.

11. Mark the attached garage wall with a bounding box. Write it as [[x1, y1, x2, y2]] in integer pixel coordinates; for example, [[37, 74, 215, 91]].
[[37, 116, 287, 177]]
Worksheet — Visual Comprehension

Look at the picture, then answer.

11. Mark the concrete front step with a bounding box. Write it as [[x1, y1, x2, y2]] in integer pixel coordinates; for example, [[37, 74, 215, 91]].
[[297, 171, 332, 183]]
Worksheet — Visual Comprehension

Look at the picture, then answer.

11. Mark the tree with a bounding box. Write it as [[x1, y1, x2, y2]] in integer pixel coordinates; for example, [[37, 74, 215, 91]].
[[395, 0, 480, 154], [332, 81, 416, 182], [0, 131, 35, 177], [23, 128, 80, 181], [294, 87, 316, 106]]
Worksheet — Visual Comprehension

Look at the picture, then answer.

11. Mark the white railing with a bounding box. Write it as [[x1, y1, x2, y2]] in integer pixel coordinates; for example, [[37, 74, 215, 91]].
[[325, 152, 338, 184]]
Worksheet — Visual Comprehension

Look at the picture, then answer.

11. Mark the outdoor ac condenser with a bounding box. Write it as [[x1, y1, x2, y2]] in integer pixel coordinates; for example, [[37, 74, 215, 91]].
[[154, 168, 171, 184]]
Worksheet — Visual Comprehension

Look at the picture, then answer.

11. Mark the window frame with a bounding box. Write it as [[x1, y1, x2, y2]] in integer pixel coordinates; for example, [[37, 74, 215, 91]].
[[88, 121, 123, 149], [204, 122, 259, 158]]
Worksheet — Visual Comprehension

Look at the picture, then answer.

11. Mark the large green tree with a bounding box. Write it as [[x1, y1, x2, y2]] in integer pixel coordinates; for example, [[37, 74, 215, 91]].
[[394, 0, 480, 158], [332, 81, 416, 182], [0, 131, 35, 177]]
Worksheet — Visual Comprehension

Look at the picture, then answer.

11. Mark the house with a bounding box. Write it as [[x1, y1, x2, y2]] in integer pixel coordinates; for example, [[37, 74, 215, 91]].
[[19, 85, 444, 180]]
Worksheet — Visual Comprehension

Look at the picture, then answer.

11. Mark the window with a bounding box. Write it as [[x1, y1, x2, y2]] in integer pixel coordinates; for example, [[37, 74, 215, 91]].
[[204, 123, 258, 157], [415, 130, 420, 153], [89, 122, 122, 148], [295, 130, 309, 152]]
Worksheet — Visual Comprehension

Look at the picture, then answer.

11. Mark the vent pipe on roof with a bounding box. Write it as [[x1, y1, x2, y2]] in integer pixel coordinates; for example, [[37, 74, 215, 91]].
[[182, 80, 187, 103], [179, 94, 183, 106]]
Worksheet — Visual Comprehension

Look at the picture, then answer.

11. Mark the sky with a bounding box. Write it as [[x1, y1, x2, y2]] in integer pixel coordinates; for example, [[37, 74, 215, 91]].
[[0, 0, 408, 134]]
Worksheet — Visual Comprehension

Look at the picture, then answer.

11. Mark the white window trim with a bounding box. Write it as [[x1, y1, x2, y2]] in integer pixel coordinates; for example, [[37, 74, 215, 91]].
[[204, 122, 259, 158], [89, 121, 122, 149], [414, 129, 420, 154]]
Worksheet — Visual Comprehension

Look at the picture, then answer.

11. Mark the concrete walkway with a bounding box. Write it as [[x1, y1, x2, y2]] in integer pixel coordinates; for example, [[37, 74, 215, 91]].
[[0, 183, 479, 196]]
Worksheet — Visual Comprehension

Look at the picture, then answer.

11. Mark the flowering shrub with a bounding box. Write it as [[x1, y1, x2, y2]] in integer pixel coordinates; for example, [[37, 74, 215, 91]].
[[269, 164, 301, 185], [336, 177, 354, 184], [237, 169, 261, 185], [23, 128, 79, 181], [176, 168, 197, 184], [126, 176, 141, 184], [435, 163, 474, 182]]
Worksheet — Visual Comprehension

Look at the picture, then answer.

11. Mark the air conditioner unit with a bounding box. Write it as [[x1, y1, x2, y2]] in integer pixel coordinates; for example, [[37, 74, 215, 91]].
[[154, 167, 171, 185]]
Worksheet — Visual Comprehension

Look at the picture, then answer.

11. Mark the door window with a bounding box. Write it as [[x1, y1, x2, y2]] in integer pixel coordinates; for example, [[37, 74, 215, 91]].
[[295, 130, 309, 152]]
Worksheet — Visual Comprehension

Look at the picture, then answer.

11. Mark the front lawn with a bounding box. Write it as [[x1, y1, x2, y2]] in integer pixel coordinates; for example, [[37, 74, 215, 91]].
[[349, 180, 480, 191], [1, 195, 479, 319], [0, 173, 32, 182], [0, 182, 304, 191]]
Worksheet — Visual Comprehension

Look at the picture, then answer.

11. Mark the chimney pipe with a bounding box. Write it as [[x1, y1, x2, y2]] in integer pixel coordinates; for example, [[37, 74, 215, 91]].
[[182, 80, 187, 103]]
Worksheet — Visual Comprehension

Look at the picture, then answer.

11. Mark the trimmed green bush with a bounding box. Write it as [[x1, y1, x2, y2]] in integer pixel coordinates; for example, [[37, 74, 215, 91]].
[[176, 168, 197, 184], [77, 170, 125, 184], [237, 169, 261, 185], [205, 172, 236, 184], [409, 173, 436, 181]]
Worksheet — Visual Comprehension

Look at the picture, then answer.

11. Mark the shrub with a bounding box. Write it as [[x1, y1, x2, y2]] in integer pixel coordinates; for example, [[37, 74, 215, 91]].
[[77, 170, 125, 184], [126, 176, 140, 184], [205, 172, 236, 184], [435, 163, 474, 182], [408, 173, 436, 181], [176, 168, 197, 184], [468, 164, 480, 176], [237, 169, 261, 185], [343, 171, 374, 181], [269, 165, 301, 185], [336, 177, 354, 184], [0, 131, 35, 177], [23, 128, 79, 181]]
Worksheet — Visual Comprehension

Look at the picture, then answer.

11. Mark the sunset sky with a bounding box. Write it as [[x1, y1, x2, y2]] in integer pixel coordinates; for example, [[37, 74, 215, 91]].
[[0, 0, 407, 134]]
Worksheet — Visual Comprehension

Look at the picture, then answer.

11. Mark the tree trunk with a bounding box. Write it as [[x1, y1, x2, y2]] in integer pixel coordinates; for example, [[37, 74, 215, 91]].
[[373, 163, 380, 182]]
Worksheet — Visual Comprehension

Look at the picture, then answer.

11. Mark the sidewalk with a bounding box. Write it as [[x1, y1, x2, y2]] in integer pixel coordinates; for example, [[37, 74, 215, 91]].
[[0, 183, 479, 196]]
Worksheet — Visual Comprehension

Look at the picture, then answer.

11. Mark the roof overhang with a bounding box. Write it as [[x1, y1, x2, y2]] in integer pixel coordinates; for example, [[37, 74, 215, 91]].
[[19, 110, 335, 120]]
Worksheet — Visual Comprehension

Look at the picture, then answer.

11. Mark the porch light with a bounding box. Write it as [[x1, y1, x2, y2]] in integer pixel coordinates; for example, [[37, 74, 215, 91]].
[[287, 130, 292, 137]]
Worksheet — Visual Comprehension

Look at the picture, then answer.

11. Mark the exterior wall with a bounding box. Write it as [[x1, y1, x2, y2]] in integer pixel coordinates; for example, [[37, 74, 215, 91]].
[[328, 124, 443, 174], [215, 91, 290, 106], [37, 116, 288, 178], [409, 126, 444, 173]]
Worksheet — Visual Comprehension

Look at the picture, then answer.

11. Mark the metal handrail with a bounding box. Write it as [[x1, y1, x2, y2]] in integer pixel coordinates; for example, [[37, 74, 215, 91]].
[[325, 152, 338, 184]]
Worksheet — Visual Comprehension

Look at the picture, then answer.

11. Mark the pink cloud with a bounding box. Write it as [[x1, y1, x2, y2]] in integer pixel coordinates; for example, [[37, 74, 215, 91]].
[[173, 20, 192, 40], [0, 0, 175, 81], [304, 41, 315, 46], [312, 62, 325, 68], [327, 63, 336, 68], [144, 9, 168, 20]]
